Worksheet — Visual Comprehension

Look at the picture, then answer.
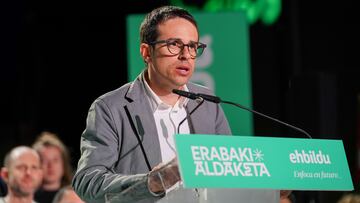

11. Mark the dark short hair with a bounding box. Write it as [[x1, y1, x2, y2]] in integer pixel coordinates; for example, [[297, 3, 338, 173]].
[[140, 6, 198, 44]]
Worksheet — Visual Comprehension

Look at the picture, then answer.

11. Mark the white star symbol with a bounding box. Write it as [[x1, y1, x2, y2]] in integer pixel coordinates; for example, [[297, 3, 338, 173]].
[[252, 149, 264, 162]]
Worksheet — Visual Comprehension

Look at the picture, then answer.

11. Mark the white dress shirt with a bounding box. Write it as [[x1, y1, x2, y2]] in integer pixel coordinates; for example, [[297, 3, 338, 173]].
[[142, 75, 190, 163]]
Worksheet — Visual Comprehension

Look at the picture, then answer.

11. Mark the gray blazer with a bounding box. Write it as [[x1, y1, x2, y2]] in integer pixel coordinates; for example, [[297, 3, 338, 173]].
[[72, 73, 231, 203]]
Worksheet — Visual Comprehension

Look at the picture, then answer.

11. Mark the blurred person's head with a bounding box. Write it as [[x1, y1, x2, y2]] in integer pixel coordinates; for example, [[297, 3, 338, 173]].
[[1, 146, 43, 200], [33, 131, 73, 191], [337, 193, 360, 203], [52, 186, 85, 203], [280, 191, 295, 203]]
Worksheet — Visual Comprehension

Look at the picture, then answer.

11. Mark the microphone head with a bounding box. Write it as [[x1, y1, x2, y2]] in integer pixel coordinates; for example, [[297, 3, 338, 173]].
[[197, 93, 221, 103], [172, 89, 198, 100]]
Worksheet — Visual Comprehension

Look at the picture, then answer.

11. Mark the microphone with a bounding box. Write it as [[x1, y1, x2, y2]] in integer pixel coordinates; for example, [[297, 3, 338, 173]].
[[177, 97, 204, 134], [172, 89, 199, 100], [173, 89, 205, 134], [172, 89, 312, 139], [173, 89, 221, 103]]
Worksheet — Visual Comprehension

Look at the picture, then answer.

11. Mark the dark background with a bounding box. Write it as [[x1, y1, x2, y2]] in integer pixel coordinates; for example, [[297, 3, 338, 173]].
[[1, 0, 359, 202]]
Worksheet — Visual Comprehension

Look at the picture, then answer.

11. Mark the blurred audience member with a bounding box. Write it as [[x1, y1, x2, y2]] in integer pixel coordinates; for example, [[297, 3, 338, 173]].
[[280, 192, 295, 203], [52, 186, 84, 203], [32, 132, 73, 203], [0, 146, 43, 203], [0, 176, 7, 197], [337, 193, 360, 203]]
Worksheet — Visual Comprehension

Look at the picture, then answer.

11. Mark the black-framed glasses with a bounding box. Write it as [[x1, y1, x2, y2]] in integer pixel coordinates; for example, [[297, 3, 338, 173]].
[[149, 38, 207, 58]]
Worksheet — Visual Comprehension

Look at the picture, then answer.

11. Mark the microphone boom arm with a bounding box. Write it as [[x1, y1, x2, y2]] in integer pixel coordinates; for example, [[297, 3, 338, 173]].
[[172, 89, 312, 139], [221, 100, 312, 139]]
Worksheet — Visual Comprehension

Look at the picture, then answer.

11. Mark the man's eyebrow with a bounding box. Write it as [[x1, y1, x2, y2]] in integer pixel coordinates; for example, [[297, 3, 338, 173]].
[[166, 38, 181, 41]]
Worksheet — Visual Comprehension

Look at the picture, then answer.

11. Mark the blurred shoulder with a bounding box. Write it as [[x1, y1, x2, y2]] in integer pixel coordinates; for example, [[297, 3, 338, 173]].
[[187, 82, 214, 95]]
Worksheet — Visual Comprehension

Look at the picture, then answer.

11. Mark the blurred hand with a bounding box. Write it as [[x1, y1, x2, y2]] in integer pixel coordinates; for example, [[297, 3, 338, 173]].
[[147, 158, 180, 193], [280, 190, 292, 199]]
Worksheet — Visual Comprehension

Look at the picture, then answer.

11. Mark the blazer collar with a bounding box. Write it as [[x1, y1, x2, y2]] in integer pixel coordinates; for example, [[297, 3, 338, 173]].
[[123, 71, 211, 166], [123, 71, 162, 168]]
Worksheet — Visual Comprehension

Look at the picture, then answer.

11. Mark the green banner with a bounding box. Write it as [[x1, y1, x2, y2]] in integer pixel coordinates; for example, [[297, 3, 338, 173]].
[[175, 134, 354, 191], [171, 0, 282, 25], [127, 12, 253, 136]]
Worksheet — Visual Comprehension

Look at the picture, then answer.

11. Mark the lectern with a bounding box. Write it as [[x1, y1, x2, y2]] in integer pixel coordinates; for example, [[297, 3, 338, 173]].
[[105, 182, 279, 203], [157, 187, 279, 203], [106, 134, 353, 203]]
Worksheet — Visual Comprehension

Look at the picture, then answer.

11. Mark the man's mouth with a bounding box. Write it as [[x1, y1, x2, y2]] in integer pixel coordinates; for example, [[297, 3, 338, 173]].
[[175, 66, 190, 75]]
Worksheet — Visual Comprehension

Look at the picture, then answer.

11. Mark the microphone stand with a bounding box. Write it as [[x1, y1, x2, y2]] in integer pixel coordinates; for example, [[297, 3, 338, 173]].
[[177, 98, 204, 134]]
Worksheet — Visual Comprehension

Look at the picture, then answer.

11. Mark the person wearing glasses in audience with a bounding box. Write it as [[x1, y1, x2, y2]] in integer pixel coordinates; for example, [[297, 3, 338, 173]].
[[72, 5, 231, 203]]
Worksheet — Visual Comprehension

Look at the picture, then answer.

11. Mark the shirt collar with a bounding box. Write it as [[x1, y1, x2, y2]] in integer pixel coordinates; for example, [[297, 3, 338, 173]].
[[142, 72, 189, 113]]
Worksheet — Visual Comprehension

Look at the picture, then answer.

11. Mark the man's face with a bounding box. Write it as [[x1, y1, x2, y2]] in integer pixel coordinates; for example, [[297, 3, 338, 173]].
[[39, 146, 64, 186], [7, 151, 43, 196], [145, 17, 199, 92]]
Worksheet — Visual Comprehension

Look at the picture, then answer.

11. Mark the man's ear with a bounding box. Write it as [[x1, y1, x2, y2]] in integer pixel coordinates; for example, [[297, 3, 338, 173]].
[[140, 43, 152, 64], [1, 167, 9, 182]]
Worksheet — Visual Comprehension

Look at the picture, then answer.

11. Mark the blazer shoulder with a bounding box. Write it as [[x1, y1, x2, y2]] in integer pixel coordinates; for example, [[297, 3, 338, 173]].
[[93, 82, 133, 108], [187, 82, 214, 95]]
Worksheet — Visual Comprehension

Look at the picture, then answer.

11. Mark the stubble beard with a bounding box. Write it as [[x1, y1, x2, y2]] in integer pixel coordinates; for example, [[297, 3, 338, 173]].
[[10, 184, 34, 198]]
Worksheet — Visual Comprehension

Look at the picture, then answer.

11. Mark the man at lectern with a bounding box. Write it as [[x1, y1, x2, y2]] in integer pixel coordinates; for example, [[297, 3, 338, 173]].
[[72, 5, 231, 203]]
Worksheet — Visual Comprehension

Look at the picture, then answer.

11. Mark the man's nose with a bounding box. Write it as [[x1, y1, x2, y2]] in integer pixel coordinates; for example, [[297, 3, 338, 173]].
[[178, 45, 192, 60], [24, 167, 33, 174]]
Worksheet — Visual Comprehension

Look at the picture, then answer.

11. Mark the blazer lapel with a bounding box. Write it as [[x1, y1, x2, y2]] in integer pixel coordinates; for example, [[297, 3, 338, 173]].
[[124, 76, 162, 168]]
